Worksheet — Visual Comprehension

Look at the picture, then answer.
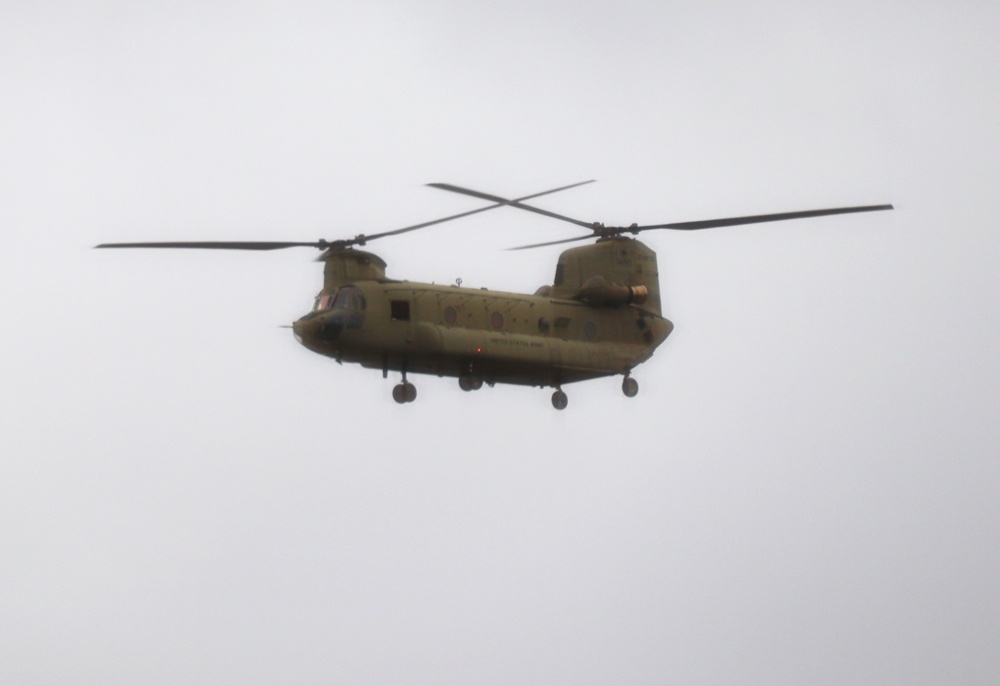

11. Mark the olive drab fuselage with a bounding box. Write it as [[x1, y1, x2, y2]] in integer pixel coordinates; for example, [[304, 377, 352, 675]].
[[96, 179, 892, 407], [291, 237, 674, 389], [94, 176, 891, 408]]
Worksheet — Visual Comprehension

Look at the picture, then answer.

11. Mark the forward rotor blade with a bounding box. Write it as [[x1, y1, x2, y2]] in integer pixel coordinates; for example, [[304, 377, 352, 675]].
[[637, 204, 894, 232], [428, 182, 596, 229], [95, 240, 326, 250], [516, 179, 596, 201], [95, 182, 597, 252], [362, 206, 506, 242]]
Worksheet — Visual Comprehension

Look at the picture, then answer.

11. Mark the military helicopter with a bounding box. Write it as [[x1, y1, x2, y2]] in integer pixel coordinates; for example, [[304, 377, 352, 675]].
[[97, 182, 892, 409]]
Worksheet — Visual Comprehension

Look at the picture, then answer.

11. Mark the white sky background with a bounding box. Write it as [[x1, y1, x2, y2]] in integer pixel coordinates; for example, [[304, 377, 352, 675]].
[[2, 1, 999, 683]]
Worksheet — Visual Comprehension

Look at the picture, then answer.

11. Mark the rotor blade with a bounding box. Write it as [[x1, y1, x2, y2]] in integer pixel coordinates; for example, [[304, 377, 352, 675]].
[[427, 183, 514, 204], [361, 180, 597, 243], [427, 179, 596, 203], [506, 233, 597, 251], [507, 202, 894, 249], [361, 206, 503, 242], [636, 204, 894, 232], [502, 200, 595, 229], [97, 182, 599, 252], [428, 182, 596, 229], [516, 179, 596, 201], [95, 240, 327, 250]]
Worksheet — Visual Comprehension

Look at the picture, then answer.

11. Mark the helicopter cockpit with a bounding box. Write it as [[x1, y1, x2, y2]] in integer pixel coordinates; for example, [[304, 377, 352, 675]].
[[311, 286, 366, 325], [295, 285, 367, 345]]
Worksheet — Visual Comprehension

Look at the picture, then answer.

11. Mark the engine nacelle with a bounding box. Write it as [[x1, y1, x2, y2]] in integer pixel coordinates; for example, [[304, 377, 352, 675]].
[[574, 275, 649, 307]]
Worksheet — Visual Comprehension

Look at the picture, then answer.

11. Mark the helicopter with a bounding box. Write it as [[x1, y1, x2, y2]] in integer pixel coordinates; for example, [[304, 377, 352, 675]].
[[97, 182, 892, 409]]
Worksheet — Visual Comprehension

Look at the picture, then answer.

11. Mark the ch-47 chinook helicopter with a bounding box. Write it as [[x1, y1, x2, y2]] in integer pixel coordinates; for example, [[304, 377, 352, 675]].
[[97, 181, 892, 409]]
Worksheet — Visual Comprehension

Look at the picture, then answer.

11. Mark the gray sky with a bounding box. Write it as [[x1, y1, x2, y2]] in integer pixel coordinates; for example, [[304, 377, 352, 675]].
[[2, 1, 999, 683]]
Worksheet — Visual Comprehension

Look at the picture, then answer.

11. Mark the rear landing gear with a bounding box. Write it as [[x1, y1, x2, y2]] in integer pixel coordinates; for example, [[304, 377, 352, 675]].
[[622, 375, 639, 398], [551, 389, 568, 410], [458, 375, 483, 391]]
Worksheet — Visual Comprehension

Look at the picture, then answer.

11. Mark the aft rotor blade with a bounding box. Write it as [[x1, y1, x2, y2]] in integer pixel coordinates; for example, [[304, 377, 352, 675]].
[[507, 202, 895, 249], [95, 240, 327, 250], [507, 234, 597, 251], [637, 204, 894, 232], [428, 182, 596, 230], [427, 179, 595, 205]]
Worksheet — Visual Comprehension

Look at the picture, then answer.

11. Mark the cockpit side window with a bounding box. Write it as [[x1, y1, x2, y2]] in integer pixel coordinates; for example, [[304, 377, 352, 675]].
[[332, 287, 365, 309], [336, 286, 366, 329], [314, 294, 334, 311]]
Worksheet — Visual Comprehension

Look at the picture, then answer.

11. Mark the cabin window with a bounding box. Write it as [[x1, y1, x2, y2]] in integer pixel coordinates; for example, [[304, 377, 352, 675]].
[[444, 306, 458, 325], [390, 300, 410, 321], [490, 312, 504, 329], [537, 317, 551, 333], [554, 263, 566, 286], [584, 321, 598, 339]]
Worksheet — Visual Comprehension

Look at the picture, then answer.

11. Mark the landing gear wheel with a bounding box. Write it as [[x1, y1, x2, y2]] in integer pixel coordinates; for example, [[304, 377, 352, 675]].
[[402, 382, 417, 403], [622, 376, 639, 398], [393, 382, 417, 403], [458, 375, 483, 392], [551, 389, 568, 410]]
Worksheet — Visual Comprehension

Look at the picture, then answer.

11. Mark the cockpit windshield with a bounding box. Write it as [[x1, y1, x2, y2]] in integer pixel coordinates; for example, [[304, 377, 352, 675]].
[[302, 286, 368, 332], [314, 287, 367, 312]]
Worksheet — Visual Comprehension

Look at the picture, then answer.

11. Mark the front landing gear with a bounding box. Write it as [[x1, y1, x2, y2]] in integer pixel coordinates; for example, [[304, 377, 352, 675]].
[[551, 389, 568, 410], [392, 382, 417, 404], [393, 370, 417, 404], [622, 375, 639, 398]]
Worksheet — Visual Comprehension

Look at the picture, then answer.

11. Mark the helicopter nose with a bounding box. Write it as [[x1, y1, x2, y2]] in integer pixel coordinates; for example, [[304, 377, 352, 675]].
[[292, 313, 343, 346], [320, 317, 344, 341], [292, 317, 317, 345]]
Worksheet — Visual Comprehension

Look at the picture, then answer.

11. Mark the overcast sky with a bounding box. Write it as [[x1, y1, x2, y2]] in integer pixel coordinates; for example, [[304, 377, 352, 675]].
[[2, 1, 999, 684]]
